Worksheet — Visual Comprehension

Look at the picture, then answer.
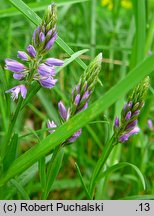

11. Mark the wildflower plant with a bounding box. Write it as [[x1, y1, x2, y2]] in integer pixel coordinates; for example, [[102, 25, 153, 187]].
[[113, 76, 150, 143], [48, 53, 102, 145], [5, 3, 63, 101], [1, 3, 63, 168], [0, 0, 154, 201], [89, 76, 150, 198]]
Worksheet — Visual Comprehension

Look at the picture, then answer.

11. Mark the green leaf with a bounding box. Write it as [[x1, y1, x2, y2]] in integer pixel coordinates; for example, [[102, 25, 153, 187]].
[[75, 163, 92, 199], [10, 179, 30, 200], [99, 162, 146, 191], [3, 133, 18, 171], [42, 147, 64, 199], [1, 54, 154, 185], [56, 49, 88, 73], [0, 0, 89, 18], [130, 0, 146, 68]]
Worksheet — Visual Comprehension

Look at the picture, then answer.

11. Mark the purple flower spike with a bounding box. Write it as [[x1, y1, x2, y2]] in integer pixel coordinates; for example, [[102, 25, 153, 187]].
[[74, 94, 80, 106], [126, 120, 138, 131], [27, 45, 36, 58], [45, 58, 64, 66], [39, 77, 57, 89], [45, 32, 57, 50], [67, 129, 82, 143], [58, 101, 68, 120], [5, 59, 26, 73], [147, 119, 153, 129], [39, 32, 45, 42], [47, 120, 57, 134], [125, 111, 132, 121], [17, 51, 29, 61], [114, 117, 119, 128], [38, 63, 55, 76], [5, 85, 27, 100], [13, 73, 25, 80]]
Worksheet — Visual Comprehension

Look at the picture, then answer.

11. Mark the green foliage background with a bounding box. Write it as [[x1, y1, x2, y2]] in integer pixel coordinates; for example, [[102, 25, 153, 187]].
[[0, 0, 154, 199]]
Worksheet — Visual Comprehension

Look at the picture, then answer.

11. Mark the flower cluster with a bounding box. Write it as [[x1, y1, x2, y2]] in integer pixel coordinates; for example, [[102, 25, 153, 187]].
[[113, 77, 150, 143], [5, 4, 63, 100], [48, 53, 102, 144]]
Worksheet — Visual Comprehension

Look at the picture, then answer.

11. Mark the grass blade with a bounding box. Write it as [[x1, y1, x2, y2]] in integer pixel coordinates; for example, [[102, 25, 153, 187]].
[[75, 163, 92, 199], [99, 162, 146, 191]]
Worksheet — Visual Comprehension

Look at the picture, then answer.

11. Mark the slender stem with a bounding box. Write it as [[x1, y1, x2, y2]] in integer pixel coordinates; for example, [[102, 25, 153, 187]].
[[41, 145, 62, 199], [1, 97, 23, 159], [89, 135, 117, 198]]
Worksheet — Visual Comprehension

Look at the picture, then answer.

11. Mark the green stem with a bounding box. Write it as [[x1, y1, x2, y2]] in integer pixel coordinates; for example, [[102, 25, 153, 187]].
[[1, 97, 23, 159], [89, 135, 117, 198]]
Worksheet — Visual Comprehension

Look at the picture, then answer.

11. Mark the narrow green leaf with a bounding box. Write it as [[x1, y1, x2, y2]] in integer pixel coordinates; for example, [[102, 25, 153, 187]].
[[1, 54, 154, 185], [1, 0, 89, 18], [10, 179, 30, 200], [3, 134, 18, 171], [99, 162, 146, 191], [131, 0, 146, 68], [56, 49, 88, 73], [75, 163, 92, 199], [42, 147, 64, 199]]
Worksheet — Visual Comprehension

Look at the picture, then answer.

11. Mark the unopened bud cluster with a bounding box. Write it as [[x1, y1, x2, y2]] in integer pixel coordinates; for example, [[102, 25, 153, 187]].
[[114, 77, 150, 143], [48, 53, 102, 144]]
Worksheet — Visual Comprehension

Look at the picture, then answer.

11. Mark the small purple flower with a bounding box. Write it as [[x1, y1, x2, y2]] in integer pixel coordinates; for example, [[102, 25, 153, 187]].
[[81, 90, 90, 100], [126, 120, 138, 131], [72, 84, 80, 97], [147, 119, 153, 129], [5, 85, 27, 100], [132, 110, 140, 117], [67, 129, 82, 143], [13, 73, 25, 80], [125, 111, 132, 121], [78, 101, 88, 113], [27, 45, 36, 58], [44, 32, 57, 50], [38, 63, 55, 76], [39, 32, 45, 42], [128, 126, 140, 136], [58, 101, 68, 120], [17, 51, 29, 61], [119, 126, 140, 143], [114, 117, 119, 128], [124, 101, 133, 111], [119, 134, 129, 143], [33, 26, 40, 45], [39, 77, 57, 89], [47, 120, 57, 134], [5, 59, 26, 73], [45, 58, 64, 66], [74, 94, 81, 106]]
